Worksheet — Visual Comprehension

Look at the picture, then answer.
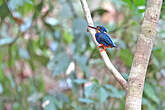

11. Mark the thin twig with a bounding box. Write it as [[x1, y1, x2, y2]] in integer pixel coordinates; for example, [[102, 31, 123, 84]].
[[80, 0, 127, 89]]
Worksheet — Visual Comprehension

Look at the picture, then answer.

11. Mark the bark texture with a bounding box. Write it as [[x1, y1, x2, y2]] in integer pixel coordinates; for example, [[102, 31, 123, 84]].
[[125, 0, 163, 110]]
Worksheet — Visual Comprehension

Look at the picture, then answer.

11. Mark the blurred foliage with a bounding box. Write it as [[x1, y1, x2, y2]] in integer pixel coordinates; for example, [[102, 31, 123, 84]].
[[0, 0, 165, 110]]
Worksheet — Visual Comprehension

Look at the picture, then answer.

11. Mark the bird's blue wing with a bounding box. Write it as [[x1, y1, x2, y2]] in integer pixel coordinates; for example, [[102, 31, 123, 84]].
[[99, 33, 116, 47]]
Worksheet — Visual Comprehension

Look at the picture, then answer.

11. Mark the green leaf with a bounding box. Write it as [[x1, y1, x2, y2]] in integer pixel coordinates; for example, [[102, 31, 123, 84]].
[[133, 0, 146, 7], [142, 98, 155, 110], [59, 3, 72, 19], [19, 47, 30, 59], [91, 8, 108, 17], [9, 0, 34, 13], [72, 18, 87, 37], [144, 83, 159, 104], [13, 102, 21, 110], [55, 93, 70, 103], [43, 96, 57, 110], [122, 73, 129, 80], [84, 84, 95, 98], [110, 0, 126, 9], [119, 49, 133, 67], [104, 84, 125, 98], [97, 87, 109, 103], [54, 93, 70, 109], [8, 0, 24, 10], [122, 0, 132, 9], [73, 79, 87, 84], [8, 75, 16, 88], [0, 37, 14, 46], [138, 9, 145, 13], [27, 92, 43, 103], [33, 1, 43, 18], [0, 0, 3, 6], [21, 1, 34, 14], [20, 17, 32, 32], [63, 31, 73, 44], [0, 1, 10, 20], [74, 55, 90, 77], [47, 52, 71, 76], [92, 79, 99, 84], [54, 99, 63, 109], [85, 83, 99, 98], [153, 48, 165, 66], [7, 44, 17, 67], [79, 98, 94, 104], [71, 18, 88, 52]]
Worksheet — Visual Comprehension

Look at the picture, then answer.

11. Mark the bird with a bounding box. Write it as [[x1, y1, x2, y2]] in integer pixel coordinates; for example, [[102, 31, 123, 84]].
[[88, 25, 116, 52]]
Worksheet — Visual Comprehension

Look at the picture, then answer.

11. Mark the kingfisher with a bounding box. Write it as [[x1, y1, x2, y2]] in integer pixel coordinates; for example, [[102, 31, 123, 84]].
[[88, 25, 116, 52]]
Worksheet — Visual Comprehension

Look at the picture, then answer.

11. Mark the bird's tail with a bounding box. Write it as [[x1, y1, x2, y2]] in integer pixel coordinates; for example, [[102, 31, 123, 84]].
[[114, 42, 120, 48]]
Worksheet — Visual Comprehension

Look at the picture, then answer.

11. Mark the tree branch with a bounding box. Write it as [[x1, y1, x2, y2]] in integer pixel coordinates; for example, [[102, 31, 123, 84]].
[[125, 0, 163, 110], [80, 0, 127, 89]]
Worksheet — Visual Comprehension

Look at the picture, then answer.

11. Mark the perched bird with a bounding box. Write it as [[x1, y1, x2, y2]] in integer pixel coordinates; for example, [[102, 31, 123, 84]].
[[88, 25, 116, 52]]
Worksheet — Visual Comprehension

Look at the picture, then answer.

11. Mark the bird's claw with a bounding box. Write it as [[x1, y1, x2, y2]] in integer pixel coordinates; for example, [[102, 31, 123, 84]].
[[97, 44, 106, 52], [97, 44, 103, 48]]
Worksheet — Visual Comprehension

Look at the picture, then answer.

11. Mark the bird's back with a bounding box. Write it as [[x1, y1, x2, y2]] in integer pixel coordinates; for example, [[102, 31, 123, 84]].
[[95, 32, 116, 47]]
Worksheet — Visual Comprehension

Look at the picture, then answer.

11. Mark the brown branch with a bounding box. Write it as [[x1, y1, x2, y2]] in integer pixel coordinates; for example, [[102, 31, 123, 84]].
[[125, 0, 163, 110], [80, 0, 127, 89]]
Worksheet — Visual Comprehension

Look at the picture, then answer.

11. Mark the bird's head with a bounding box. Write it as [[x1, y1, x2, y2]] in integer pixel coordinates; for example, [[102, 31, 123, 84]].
[[88, 25, 107, 33]]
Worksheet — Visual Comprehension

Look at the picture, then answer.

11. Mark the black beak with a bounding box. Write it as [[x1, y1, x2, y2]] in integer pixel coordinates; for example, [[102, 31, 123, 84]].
[[88, 26, 97, 30]]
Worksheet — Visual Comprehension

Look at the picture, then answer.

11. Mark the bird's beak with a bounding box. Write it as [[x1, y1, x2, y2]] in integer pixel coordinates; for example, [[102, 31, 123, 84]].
[[88, 26, 97, 30]]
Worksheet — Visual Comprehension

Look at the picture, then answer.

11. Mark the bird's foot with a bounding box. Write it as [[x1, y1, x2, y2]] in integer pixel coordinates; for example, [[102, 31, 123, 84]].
[[99, 46, 108, 52], [97, 44, 103, 48]]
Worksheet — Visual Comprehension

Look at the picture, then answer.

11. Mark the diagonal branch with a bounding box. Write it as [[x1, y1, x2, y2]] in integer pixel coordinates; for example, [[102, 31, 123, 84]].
[[80, 0, 127, 89]]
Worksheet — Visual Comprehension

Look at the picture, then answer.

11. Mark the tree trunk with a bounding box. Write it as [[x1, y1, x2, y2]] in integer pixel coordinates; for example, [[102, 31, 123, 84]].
[[125, 0, 163, 110]]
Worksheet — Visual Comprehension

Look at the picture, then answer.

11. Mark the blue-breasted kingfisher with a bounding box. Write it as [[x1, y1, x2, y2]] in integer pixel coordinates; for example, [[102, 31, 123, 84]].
[[88, 25, 116, 52]]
